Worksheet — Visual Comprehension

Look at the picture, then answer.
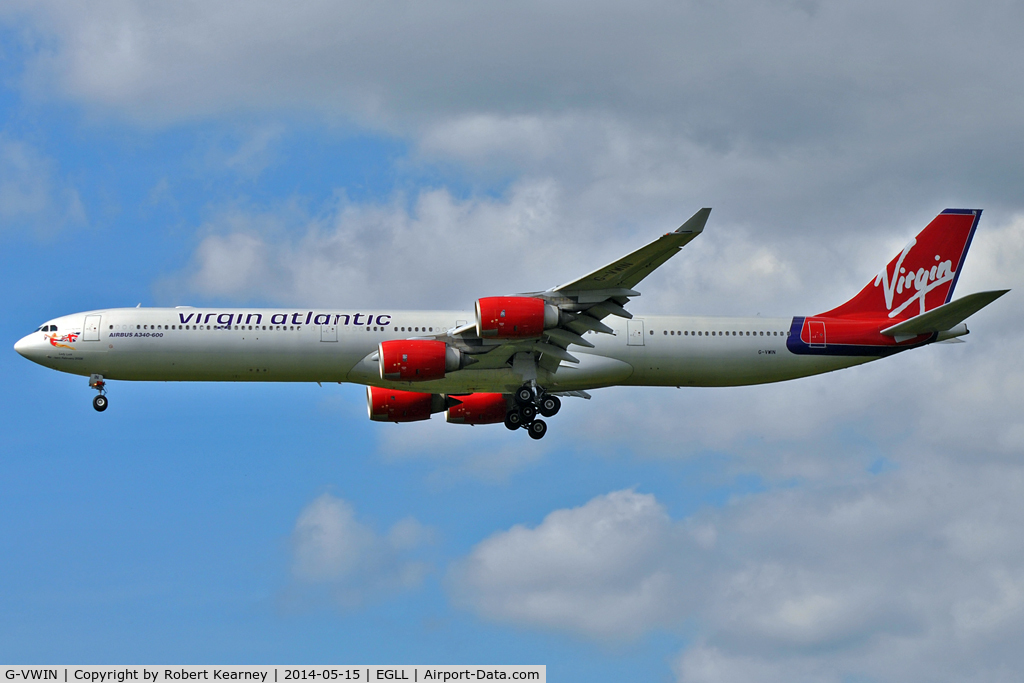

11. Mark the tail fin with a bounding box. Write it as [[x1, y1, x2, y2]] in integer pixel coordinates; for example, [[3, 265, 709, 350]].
[[820, 209, 981, 320]]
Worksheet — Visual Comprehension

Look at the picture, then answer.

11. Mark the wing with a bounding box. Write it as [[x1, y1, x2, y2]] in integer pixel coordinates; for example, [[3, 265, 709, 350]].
[[442, 208, 711, 373], [551, 208, 711, 296]]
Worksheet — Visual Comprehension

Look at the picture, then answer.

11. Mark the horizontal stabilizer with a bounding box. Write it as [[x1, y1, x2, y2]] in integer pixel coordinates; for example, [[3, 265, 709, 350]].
[[880, 289, 1009, 336]]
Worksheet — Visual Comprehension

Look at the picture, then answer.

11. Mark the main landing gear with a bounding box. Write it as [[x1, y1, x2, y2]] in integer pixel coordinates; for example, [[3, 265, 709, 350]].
[[504, 384, 561, 439], [89, 374, 108, 412]]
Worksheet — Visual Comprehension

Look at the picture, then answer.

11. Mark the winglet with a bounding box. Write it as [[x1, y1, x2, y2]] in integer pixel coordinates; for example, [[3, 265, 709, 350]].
[[675, 208, 712, 235]]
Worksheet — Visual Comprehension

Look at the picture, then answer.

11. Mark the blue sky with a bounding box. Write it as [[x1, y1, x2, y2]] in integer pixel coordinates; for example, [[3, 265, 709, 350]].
[[3, 3, 1024, 681]]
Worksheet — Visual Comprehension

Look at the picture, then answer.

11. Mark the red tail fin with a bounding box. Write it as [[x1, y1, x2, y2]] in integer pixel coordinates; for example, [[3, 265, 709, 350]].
[[819, 209, 981, 321]]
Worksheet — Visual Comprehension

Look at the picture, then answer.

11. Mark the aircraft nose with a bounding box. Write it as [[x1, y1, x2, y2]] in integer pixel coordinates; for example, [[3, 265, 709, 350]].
[[14, 334, 40, 361]]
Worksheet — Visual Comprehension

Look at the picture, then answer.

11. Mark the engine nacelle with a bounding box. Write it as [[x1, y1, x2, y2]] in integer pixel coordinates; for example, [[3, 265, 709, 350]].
[[378, 340, 464, 381], [445, 393, 509, 425], [475, 296, 559, 339], [366, 386, 448, 422]]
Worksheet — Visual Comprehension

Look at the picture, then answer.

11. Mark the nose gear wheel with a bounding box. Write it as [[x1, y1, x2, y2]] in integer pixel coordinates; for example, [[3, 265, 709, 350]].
[[89, 374, 108, 412]]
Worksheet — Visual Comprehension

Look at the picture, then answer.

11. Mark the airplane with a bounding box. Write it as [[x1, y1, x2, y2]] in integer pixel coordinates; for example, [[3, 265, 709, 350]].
[[14, 208, 1009, 440]]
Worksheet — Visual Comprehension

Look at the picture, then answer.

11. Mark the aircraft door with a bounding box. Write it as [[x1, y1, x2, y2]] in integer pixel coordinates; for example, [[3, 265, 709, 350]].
[[627, 319, 645, 346], [320, 323, 338, 342], [83, 315, 101, 341], [809, 320, 826, 347]]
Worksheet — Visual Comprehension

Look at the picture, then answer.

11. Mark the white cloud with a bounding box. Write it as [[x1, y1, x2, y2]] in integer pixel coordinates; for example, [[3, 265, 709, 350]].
[[7, 0, 1024, 227], [290, 493, 431, 606], [675, 459, 1024, 682], [0, 134, 85, 235], [452, 471, 1024, 681], [164, 178, 607, 309], [376, 415, 549, 486], [449, 489, 693, 639], [9, 1, 1022, 139]]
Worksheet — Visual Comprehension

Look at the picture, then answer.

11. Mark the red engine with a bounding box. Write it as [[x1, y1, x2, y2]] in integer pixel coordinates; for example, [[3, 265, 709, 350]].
[[445, 393, 509, 425], [378, 340, 464, 381], [367, 386, 448, 422], [475, 296, 559, 339]]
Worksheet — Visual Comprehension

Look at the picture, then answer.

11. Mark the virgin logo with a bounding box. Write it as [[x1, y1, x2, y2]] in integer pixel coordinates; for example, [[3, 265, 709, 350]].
[[874, 237, 955, 318]]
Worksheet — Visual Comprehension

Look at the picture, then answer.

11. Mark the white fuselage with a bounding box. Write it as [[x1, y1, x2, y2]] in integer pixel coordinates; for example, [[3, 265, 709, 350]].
[[15, 307, 875, 393]]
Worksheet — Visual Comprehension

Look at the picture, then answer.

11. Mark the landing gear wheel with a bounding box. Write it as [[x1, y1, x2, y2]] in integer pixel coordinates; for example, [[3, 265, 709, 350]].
[[514, 385, 535, 406], [528, 419, 547, 440], [539, 395, 561, 417], [93, 395, 108, 412], [519, 404, 537, 421], [505, 409, 524, 430]]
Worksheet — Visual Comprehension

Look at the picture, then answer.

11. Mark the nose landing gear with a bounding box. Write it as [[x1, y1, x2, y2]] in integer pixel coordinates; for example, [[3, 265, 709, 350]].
[[505, 384, 559, 439], [89, 374, 108, 412]]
